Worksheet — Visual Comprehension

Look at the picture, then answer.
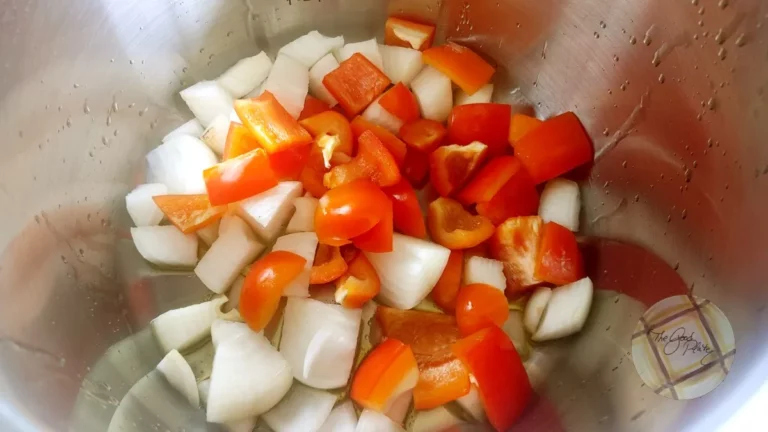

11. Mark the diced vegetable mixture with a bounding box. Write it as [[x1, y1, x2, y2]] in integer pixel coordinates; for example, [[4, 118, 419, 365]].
[[126, 16, 596, 432]]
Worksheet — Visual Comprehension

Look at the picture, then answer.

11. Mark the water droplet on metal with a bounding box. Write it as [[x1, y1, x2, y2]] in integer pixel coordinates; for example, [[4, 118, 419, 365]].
[[622, 160, 628, 168], [114, 129, 119, 137], [129, 60, 134, 65], [718, 0, 729, 9], [112, 101, 119, 112], [698, 20, 704, 27], [718, 47, 727, 60], [707, 97, 716, 110], [139, 107, 148, 117], [594, 32, 600, 39], [735, 33, 746, 47], [634, 194, 640, 202], [715, 29, 725, 44], [83, 101, 90, 114], [602, 128, 610, 136], [613, 54, 619, 62], [693, 160, 698, 168], [698, 7, 705, 15], [600, 21, 607, 29], [106, 116, 112, 126], [66, 117, 72, 127], [651, 52, 661, 66], [658, 73, 666, 83], [629, 35, 637, 45], [666, 215, 672, 223], [707, 138, 714, 147], [685, 168, 693, 182], [61, 255, 68, 264]]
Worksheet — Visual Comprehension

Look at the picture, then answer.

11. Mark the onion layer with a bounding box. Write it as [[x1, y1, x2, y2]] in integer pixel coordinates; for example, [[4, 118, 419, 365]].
[[151, 296, 227, 353], [146, 135, 218, 194], [263, 54, 310, 119], [271, 232, 318, 297], [131, 226, 198, 268], [379, 45, 424, 86], [156, 349, 200, 407], [180, 81, 235, 127], [216, 52, 273, 98], [279, 31, 345, 67], [162, 119, 204, 143], [125, 183, 167, 227], [262, 383, 337, 432], [410, 66, 453, 122], [234, 181, 304, 241]]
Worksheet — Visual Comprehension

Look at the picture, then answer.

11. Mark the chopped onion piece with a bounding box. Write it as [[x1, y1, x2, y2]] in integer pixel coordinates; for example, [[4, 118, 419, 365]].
[[125, 183, 167, 227], [156, 349, 200, 407], [151, 296, 227, 353], [318, 401, 358, 432], [195, 215, 264, 294], [146, 135, 218, 194], [210, 319, 253, 349], [263, 54, 309, 119], [463, 256, 506, 292], [362, 95, 404, 134], [162, 119, 204, 143], [280, 297, 362, 389], [279, 31, 345, 67], [203, 379, 260, 432], [216, 52, 273, 98], [335, 39, 384, 71], [365, 234, 451, 310], [263, 383, 337, 432], [180, 81, 234, 127], [355, 410, 405, 432], [201, 114, 230, 155], [379, 45, 424, 86], [456, 382, 485, 421], [131, 226, 198, 268], [308, 53, 340, 106], [412, 406, 463, 432], [198, 378, 211, 406], [234, 181, 304, 241], [286, 197, 319, 234], [532, 277, 593, 342], [455, 83, 494, 105], [197, 219, 220, 246], [502, 310, 529, 358], [524, 286, 553, 334], [207, 325, 292, 422], [385, 391, 411, 425], [271, 232, 318, 297], [539, 178, 581, 232], [410, 66, 452, 122]]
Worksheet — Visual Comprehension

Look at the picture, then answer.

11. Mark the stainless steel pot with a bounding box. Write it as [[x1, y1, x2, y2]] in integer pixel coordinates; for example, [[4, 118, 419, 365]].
[[2, 0, 767, 430]]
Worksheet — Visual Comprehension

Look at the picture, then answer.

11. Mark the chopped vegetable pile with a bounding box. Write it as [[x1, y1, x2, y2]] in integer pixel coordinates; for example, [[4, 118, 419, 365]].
[[126, 16, 597, 432]]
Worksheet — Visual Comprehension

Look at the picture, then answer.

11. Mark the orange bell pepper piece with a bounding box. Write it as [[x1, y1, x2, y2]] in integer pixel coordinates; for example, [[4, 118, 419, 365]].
[[452, 326, 532, 432], [300, 110, 355, 166], [430, 250, 464, 313], [384, 17, 436, 51], [203, 149, 278, 206], [223, 122, 259, 160], [234, 91, 313, 154], [448, 103, 511, 156], [376, 307, 471, 410], [382, 178, 427, 239], [455, 283, 509, 336], [457, 156, 522, 205], [267, 144, 310, 181], [351, 116, 408, 165], [513, 111, 594, 184], [315, 179, 391, 246], [239, 251, 307, 331], [152, 194, 226, 234], [422, 42, 495, 95], [489, 216, 543, 293], [429, 142, 488, 197], [402, 149, 430, 189], [324, 130, 401, 189], [323, 53, 391, 117], [310, 244, 348, 285], [335, 252, 381, 308], [427, 197, 494, 250], [378, 82, 420, 122], [351, 338, 419, 412], [298, 94, 331, 121], [508, 114, 542, 144], [399, 119, 447, 153], [300, 147, 330, 198], [535, 222, 584, 285], [351, 196, 393, 253]]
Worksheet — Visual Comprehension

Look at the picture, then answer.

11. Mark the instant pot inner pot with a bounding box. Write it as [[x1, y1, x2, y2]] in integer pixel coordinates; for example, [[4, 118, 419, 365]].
[[1, 0, 767, 431]]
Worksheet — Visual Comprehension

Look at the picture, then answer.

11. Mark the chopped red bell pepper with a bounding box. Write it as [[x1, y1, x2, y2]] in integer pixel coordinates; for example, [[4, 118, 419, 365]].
[[234, 91, 313, 154], [399, 119, 447, 153], [223, 122, 260, 160], [427, 197, 495, 250], [382, 178, 427, 239], [376, 307, 471, 410], [323, 53, 391, 117], [152, 194, 226, 234], [508, 114, 542, 144], [422, 42, 495, 95], [513, 112, 594, 184], [324, 130, 401, 189], [384, 17, 436, 51], [430, 250, 464, 313], [310, 244, 348, 285], [457, 156, 522, 206], [335, 252, 381, 308], [402, 149, 430, 189], [429, 142, 488, 197], [351, 197, 393, 253], [298, 94, 331, 120], [448, 103, 511, 156], [378, 82, 420, 123], [315, 179, 391, 246], [489, 216, 543, 293], [299, 147, 329, 198], [351, 116, 408, 165], [300, 110, 355, 168], [351, 338, 419, 412], [535, 222, 584, 285], [203, 149, 278, 206], [455, 283, 510, 336], [452, 326, 532, 432], [267, 144, 310, 181]]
